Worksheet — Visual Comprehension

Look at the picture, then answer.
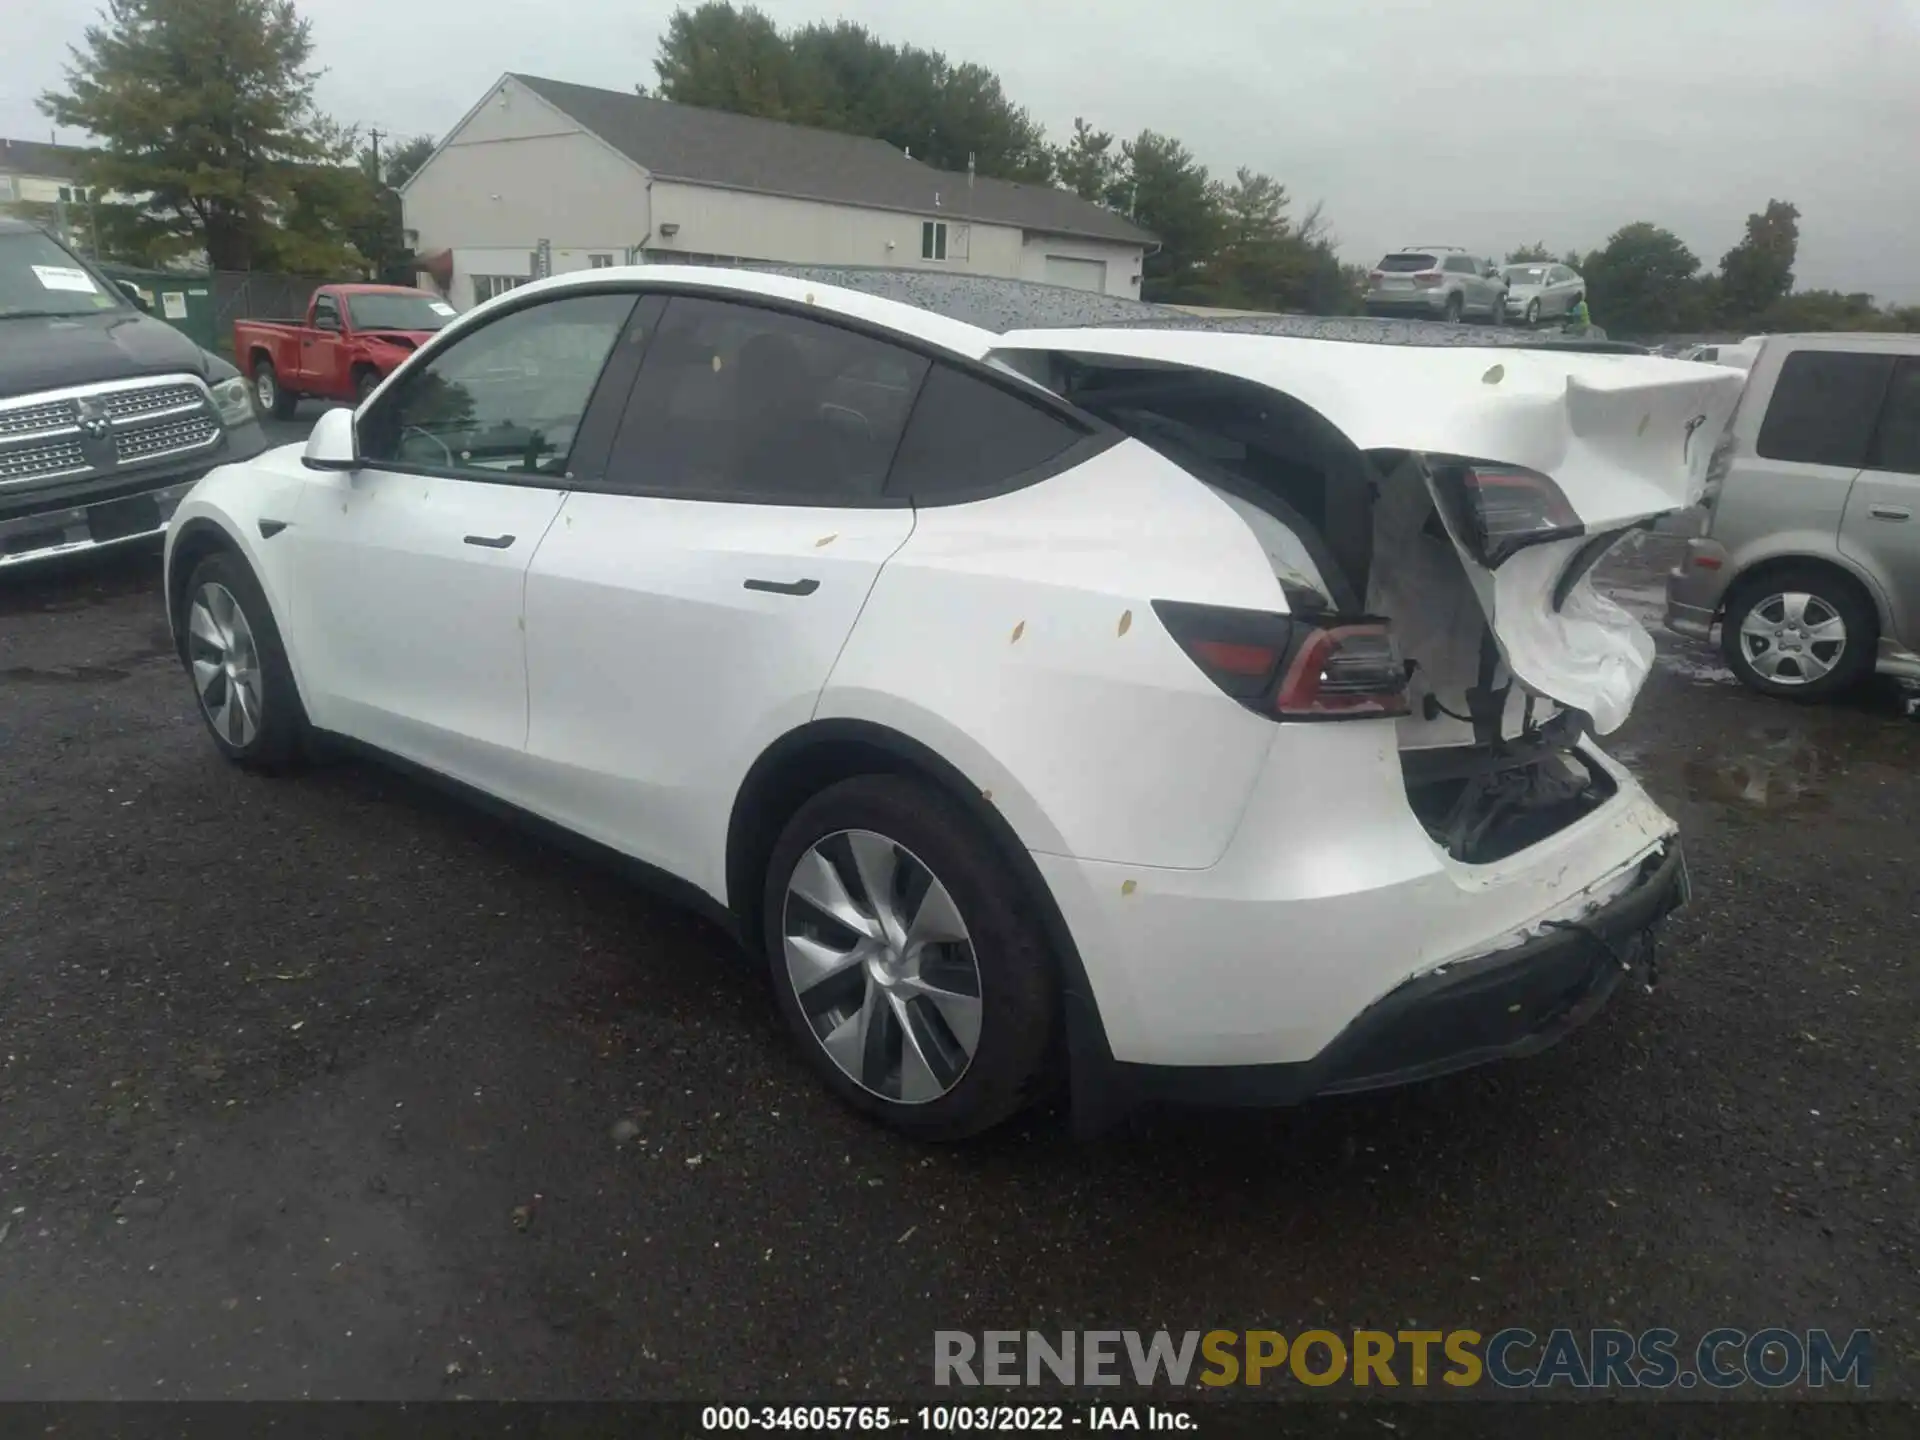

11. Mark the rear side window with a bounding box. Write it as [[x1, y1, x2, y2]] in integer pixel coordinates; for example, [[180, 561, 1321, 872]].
[[1443, 255, 1476, 274], [1868, 357, 1920, 475], [1755, 350, 1895, 467], [885, 363, 1090, 502], [608, 295, 929, 504], [1378, 254, 1435, 272]]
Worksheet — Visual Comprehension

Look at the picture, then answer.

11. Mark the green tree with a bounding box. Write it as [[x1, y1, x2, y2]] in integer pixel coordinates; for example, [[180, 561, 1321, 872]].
[[1123, 130, 1222, 303], [656, 4, 1050, 181], [1580, 222, 1707, 335], [1505, 242, 1555, 263], [380, 134, 436, 190], [1760, 289, 1900, 333], [40, 0, 348, 270], [1052, 117, 1122, 202], [1717, 198, 1799, 328]]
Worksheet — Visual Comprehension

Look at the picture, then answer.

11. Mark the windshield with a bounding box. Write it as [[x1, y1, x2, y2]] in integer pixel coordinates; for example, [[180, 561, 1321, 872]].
[[0, 228, 125, 319], [347, 291, 456, 331], [1503, 265, 1549, 285]]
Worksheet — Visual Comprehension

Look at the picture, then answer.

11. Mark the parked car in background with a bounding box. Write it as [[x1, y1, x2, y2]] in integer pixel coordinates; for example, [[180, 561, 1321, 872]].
[[0, 216, 266, 570], [1668, 332, 1920, 699], [234, 284, 457, 418], [1680, 340, 1762, 370], [1364, 248, 1506, 324], [166, 266, 1739, 1138], [1501, 263, 1585, 326]]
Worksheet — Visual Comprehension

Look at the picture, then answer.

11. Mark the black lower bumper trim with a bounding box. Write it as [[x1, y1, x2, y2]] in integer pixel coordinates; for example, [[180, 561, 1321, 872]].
[[1105, 839, 1689, 1112]]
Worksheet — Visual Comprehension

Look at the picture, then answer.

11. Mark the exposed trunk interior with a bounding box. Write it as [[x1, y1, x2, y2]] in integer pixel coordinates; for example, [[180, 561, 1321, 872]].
[[1021, 351, 1618, 862]]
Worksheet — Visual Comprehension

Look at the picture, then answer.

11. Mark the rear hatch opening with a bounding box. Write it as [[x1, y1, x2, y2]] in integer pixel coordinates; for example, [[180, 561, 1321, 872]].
[[1008, 350, 1675, 863]]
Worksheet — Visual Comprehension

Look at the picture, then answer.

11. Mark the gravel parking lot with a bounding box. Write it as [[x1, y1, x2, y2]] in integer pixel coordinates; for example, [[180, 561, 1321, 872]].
[[1, 493, 1916, 1402]]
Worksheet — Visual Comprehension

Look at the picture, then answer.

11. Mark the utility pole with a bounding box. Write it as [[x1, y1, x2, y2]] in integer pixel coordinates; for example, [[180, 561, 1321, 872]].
[[368, 128, 384, 182]]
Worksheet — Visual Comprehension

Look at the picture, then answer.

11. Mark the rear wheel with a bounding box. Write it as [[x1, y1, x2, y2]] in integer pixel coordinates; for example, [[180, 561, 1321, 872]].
[[1444, 293, 1463, 324], [1525, 299, 1541, 326], [762, 775, 1056, 1140], [353, 367, 380, 404], [1722, 565, 1877, 701], [253, 358, 298, 420], [1487, 295, 1505, 326], [181, 550, 309, 770]]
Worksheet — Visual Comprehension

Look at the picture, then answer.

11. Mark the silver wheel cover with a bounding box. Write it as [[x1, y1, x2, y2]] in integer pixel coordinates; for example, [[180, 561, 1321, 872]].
[[1738, 591, 1847, 686], [187, 581, 265, 748]]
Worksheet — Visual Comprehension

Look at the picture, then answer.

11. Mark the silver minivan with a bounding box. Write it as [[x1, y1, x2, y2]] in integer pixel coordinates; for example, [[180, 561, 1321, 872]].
[[1666, 333, 1920, 699]]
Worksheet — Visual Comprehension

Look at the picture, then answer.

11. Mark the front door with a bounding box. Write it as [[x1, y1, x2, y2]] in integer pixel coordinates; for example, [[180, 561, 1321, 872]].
[[523, 293, 931, 895], [283, 288, 639, 788], [1839, 354, 1920, 653]]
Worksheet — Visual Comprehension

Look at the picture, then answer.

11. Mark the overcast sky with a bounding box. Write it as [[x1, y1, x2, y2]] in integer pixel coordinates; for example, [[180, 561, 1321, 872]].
[[7, 0, 1919, 301]]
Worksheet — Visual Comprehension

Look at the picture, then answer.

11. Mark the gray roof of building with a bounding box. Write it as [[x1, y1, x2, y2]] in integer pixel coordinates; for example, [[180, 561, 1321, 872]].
[[745, 267, 1644, 351], [509, 74, 1154, 248]]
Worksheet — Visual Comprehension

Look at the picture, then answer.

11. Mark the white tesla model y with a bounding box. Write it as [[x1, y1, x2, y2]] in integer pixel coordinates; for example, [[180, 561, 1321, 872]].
[[164, 267, 1743, 1138]]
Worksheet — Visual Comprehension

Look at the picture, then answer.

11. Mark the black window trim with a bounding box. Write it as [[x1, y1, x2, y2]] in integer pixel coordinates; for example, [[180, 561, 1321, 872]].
[[567, 282, 1120, 511], [1755, 346, 1897, 470], [312, 295, 342, 332], [351, 283, 648, 493], [1865, 353, 1920, 477], [349, 277, 1120, 505]]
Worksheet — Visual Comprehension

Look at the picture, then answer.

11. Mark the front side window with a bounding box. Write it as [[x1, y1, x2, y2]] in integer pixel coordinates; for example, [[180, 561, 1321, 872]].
[[1755, 350, 1895, 468], [1868, 357, 1920, 476], [359, 291, 637, 479], [922, 221, 948, 261], [606, 295, 930, 504], [311, 295, 341, 331]]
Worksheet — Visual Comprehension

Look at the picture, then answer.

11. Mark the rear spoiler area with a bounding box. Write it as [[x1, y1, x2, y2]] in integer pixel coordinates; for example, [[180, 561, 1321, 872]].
[[991, 328, 1748, 533]]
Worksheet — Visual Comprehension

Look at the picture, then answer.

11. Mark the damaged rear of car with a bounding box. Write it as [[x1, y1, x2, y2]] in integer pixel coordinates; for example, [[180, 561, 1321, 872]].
[[983, 325, 1745, 1112]]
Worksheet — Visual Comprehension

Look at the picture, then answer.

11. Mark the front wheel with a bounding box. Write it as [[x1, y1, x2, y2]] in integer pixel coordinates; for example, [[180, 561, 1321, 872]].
[[763, 775, 1057, 1140], [354, 368, 381, 404], [1721, 566, 1878, 701], [181, 550, 310, 770], [1525, 299, 1541, 326]]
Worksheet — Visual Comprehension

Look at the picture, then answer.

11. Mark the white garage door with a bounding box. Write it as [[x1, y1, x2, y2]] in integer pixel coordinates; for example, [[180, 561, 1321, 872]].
[[1043, 256, 1107, 293]]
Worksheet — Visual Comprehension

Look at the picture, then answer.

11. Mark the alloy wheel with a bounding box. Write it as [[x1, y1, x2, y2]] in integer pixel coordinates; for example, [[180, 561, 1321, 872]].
[[187, 581, 265, 747], [782, 829, 984, 1104], [255, 370, 276, 411], [1738, 591, 1847, 686]]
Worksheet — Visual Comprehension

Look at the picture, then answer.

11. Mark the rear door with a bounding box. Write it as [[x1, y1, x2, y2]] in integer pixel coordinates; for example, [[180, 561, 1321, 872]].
[[1839, 353, 1920, 646], [521, 293, 929, 894], [992, 327, 1747, 729]]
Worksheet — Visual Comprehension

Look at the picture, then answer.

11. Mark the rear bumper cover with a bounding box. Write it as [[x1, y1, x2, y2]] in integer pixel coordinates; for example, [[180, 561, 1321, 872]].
[[1092, 838, 1688, 1113]]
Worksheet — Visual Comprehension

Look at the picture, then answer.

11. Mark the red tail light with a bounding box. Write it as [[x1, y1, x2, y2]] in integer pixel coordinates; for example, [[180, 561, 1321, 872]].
[[1369, 269, 1385, 282], [1152, 602, 1410, 721], [1413, 271, 1444, 288], [1429, 460, 1583, 566]]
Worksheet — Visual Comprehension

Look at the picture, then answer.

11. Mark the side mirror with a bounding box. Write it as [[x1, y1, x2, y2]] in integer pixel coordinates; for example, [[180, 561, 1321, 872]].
[[116, 279, 150, 310], [302, 406, 359, 472]]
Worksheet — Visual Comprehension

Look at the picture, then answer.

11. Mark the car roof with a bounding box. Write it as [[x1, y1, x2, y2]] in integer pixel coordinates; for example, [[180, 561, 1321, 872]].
[[327, 283, 437, 296], [502, 264, 1648, 355]]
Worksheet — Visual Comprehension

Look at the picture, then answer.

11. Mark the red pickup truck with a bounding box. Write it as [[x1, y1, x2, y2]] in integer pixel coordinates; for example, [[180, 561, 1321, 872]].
[[234, 283, 456, 418]]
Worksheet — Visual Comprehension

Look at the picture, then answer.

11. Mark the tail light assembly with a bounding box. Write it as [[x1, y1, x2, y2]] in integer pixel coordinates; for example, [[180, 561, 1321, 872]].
[[1427, 459, 1583, 566], [1700, 431, 1735, 510], [1413, 270, 1444, 288], [1153, 601, 1410, 721]]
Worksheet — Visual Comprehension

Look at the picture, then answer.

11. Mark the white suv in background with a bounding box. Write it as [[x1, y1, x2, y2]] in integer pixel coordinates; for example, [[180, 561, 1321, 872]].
[[164, 267, 1741, 1138]]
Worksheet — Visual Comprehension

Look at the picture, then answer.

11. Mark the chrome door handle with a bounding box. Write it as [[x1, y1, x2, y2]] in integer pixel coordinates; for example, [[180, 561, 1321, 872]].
[[1869, 505, 1911, 521], [743, 577, 819, 596], [463, 533, 516, 549]]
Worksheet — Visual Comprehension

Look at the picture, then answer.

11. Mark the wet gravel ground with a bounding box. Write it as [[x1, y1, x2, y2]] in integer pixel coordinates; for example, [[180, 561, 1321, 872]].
[[1, 523, 1916, 1404]]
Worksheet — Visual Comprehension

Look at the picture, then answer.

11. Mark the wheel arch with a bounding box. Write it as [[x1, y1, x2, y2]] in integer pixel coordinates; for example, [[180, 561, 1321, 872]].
[[724, 718, 1118, 1114], [166, 515, 246, 657], [1722, 547, 1892, 636], [247, 346, 275, 375]]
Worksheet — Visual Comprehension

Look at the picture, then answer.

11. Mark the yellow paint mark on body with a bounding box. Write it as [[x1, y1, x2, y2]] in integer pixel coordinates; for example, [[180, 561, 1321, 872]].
[[1117, 609, 1133, 636], [1120, 879, 1137, 897], [1010, 621, 1026, 644]]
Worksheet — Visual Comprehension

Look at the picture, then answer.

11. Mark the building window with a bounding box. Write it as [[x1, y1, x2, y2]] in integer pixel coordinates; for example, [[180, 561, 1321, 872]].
[[58, 185, 89, 204], [588, 253, 614, 268], [471, 275, 528, 304], [921, 221, 948, 262], [0, 176, 16, 201]]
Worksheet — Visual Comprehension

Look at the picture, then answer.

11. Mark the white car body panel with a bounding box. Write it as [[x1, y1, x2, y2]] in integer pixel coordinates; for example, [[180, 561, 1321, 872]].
[[818, 439, 1289, 871], [522, 491, 915, 900]]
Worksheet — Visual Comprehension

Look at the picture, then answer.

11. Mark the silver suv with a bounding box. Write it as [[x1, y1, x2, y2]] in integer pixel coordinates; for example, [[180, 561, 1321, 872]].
[[1666, 332, 1920, 699], [1364, 247, 1506, 324]]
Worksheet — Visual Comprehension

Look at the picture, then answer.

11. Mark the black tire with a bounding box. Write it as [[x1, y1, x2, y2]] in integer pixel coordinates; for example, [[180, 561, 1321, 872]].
[[1488, 295, 1505, 326], [179, 549, 310, 771], [1720, 564, 1878, 701], [1444, 293, 1463, 324], [253, 358, 298, 420], [1525, 299, 1541, 326], [353, 367, 380, 404], [761, 774, 1057, 1140]]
